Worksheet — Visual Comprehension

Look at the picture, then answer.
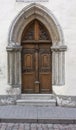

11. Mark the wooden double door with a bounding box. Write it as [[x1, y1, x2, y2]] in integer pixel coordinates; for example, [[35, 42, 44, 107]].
[[22, 43, 52, 93], [21, 19, 52, 93]]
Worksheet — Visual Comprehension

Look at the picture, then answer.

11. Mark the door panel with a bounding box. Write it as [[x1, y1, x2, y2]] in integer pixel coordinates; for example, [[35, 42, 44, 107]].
[[22, 46, 35, 93], [22, 73, 35, 93], [39, 45, 52, 93], [22, 43, 52, 93], [39, 73, 51, 93]]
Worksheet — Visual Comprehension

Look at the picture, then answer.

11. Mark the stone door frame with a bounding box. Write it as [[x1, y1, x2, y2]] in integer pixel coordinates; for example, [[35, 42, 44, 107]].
[[6, 3, 67, 95]]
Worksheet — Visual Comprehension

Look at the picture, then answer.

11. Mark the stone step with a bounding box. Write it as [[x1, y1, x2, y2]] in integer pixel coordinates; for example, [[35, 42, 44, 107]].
[[16, 94, 56, 106], [16, 99, 56, 106], [21, 94, 55, 99]]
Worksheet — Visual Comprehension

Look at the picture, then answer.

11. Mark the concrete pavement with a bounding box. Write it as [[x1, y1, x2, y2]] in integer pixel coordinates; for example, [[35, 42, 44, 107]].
[[0, 105, 76, 124]]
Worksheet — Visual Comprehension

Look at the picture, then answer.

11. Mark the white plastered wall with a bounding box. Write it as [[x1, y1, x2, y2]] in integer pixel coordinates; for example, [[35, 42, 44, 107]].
[[0, 0, 76, 95]]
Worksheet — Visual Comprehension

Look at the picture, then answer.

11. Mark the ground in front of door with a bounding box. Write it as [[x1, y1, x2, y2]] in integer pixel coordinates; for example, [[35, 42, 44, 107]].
[[0, 123, 76, 130], [0, 105, 76, 130]]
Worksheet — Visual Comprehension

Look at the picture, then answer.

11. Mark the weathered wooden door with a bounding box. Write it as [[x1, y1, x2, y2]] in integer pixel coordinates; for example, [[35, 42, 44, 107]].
[[21, 20, 52, 93]]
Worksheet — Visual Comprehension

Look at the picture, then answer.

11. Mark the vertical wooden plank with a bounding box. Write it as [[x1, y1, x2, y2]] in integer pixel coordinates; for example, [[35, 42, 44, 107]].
[[34, 20, 39, 41], [34, 44, 40, 93], [39, 44, 52, 93]]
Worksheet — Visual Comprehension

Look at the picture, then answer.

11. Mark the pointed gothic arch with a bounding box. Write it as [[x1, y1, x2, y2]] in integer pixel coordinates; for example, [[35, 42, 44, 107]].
[[7, 3, 67, 94]]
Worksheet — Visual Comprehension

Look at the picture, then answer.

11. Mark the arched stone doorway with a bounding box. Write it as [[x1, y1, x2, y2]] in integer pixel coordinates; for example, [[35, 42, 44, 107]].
[[6, 3, 67, 95]]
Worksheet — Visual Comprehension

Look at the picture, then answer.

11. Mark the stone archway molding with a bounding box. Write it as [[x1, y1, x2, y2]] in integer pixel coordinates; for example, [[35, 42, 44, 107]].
[[6, 3, 67, 95]]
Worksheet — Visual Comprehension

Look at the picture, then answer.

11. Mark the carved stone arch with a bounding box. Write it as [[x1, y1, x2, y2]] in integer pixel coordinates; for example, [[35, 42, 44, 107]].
[[7, 3, 67, 94], [8, 3, 64, 45]]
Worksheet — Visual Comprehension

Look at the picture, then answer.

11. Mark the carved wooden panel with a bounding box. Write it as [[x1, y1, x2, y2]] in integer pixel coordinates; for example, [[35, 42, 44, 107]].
[[41, 54, 49, 68], [39, 23, 50, 40], [25, 54, 32, 68], [22, 49, 35, 72], [22, 21, 34, 41]]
